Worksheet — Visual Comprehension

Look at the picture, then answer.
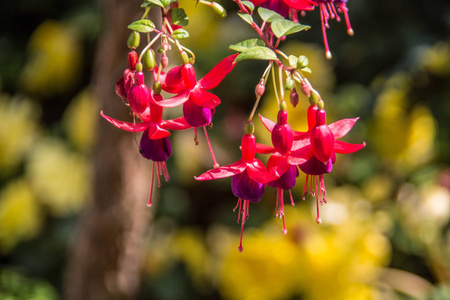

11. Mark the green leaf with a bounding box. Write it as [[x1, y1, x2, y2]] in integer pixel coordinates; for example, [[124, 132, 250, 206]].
[[235, 47, 278, 62], [237, 13, 253, 25], [301, 67, 312, 73], [288, 55, 298, 68], [172, 28, 189, 40], [241, 1, 254, 11], [271, 19, 310, 38], [172, 8, 189, 27], [128, 19, 156, 33], [229, 39, 265, 52], [142, 0, 165, 8], [258, 7, 283, 22], [161, 0, 176, 7]]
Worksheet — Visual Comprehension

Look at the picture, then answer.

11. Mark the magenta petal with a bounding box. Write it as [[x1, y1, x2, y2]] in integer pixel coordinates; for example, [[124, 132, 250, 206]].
[[246, 159, 276, 184], [194, 159, 247, 181], [281, 0, 316, 10], [198, 54, 238, 90], [232, 170, 265, 203], [156, 90, 190, 108], [115, 76, 127, 102], [267, 153, 292, 178], [259, 114, 276, 133], [100, 111, 148, 132], [299, 156, 333, 175], [255, 143, 275, 154], [329, 118, 359, 139], [148, 124, 171, 139], [163, 117, 192, 131], [190, 87, 220, 109], [334, 140, 366, 154], [288, 144, 312, 165]]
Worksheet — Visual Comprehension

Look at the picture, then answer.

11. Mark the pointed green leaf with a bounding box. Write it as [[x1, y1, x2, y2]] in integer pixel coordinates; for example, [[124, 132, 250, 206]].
[[172, 8, 189, 27], [288, 55, 298, 68], [235, 47, 278, 62], [142, 0, 165, 8], [229, 39, 266, 52], [301, 67, 312, 73], [237, 13, 253, 25], [271, 19, 310, 38], [258, 7, 283, 22], [172, 28, 189, 40], [241, 1, 255, 11], [128, 19, 156, 33]]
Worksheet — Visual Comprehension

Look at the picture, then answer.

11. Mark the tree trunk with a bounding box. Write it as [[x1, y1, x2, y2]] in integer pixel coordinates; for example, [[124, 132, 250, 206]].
[[64, 0, 154, 299]]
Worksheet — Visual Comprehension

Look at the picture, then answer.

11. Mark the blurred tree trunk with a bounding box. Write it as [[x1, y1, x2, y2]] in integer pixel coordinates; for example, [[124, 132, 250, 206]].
[[64, 0, 154, 299]]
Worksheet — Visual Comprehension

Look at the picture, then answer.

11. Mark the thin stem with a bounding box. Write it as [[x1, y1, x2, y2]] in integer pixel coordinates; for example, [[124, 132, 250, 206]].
[[271, 64, 280, 106], [203, 126, 220, 168], [138, 32, 163, 62], [278, 64, 284, 102]]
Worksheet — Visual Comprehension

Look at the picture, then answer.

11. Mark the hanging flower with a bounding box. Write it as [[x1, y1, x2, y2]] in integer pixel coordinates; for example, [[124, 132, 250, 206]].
[[195, 126, 276, 252], [289, 103, 365, 223], [115, 51, 138, 103], [101, 89, 192, 205], [249, 0, 316, 18]]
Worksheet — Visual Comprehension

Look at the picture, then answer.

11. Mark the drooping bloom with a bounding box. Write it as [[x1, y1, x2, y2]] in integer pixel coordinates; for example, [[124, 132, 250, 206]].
[[256, 107, 309, 233], [101, 89, 192, 206], [115, 51, 138, 103], [154, 54, 238, 167], [289, 104, 365, 223], [195, 130, 276, 252]]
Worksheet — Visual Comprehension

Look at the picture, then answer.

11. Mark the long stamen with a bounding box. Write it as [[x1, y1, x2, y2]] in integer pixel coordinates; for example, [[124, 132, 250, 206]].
[[320, 175, 327, 203], [339, 4, 354, 36], [327, 2, 335, 19], [156, 162, 162, 188], [315, 179, 322, 224], [162, 162, 170, 182], [193, 127, 199, 145], [330, 3, 340, 22], [203, 126, 220, 168], [238, 199, 249, 252], [320, 4, 332, 59], [289, 189, 295, 206], [280, 189, 287, 234], [302, 174, 309, 200], [147, 161, 155, 207]]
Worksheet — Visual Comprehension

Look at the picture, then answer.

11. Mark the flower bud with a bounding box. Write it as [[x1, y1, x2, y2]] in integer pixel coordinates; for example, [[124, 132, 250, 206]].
[[181, 63, 197, 89], [127, 51, 138, 70], [290, 89, 299, 108], [128, 72, 150, 115], [209, 2, 227, 19], [143, 49, 156, 70], [135, 62, 143, 72], [297, 55, 309, 69], [161, 53, 169, 69], [127, 31, 140, 50], [255, 80, 265, 97], [285, 77, 294, 90], [300, 80, 310, 97]]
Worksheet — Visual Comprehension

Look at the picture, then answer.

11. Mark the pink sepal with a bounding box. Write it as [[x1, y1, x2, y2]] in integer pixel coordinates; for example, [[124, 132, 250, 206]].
[[163, 117, 192, 131], [190, 86, 221, 109], [154, 90, 190, 108], [100, 111, 147, 132], [288, 144, 312, 165], [334, 140, 366, 154], [199, 54, 239, 90], [195, 159, 247, 181], [259, 114, 275, 132], [329, 118, 359, 139], [246, 159, 276, 184], [255, 143, 275, 154]]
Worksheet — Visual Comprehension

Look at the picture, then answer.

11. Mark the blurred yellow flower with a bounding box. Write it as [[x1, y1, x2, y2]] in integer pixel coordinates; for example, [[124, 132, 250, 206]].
[[62, 88, 98, 151], [217, 186, 391, 300], [0, 95, 40, 176], [25, 138, 90, 216], [372, 72, 436, 172], [420, 41, 450, 76], [21, 20, 82, 97], [0, 179, 42, 253]]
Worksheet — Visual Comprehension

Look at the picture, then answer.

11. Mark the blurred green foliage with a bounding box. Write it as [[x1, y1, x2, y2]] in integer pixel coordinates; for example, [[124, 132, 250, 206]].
[[0, 0, 449, 299]]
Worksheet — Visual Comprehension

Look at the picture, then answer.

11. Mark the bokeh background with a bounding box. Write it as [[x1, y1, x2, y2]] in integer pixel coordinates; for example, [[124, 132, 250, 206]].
[[0, 0, 449, 299]]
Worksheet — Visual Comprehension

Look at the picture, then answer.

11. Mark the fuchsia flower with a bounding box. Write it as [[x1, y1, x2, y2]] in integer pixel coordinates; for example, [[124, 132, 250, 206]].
[[101, 89, 191, 206], [256, 106, 308, 233], [195, 130, 276, 252], [115, 51, 138, 103], [289, 104, 365, 223]]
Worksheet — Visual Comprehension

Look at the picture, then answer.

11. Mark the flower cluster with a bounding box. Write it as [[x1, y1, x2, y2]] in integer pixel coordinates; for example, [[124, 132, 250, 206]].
[[247, 0, 354, 58], [102, 0, 365, 252], [101, 4, 237, 205]]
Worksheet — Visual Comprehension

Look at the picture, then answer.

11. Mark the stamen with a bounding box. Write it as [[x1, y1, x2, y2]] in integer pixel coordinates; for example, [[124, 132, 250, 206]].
[[289, 189, 295, 206], [238, 199, 250, 253], [315, 177, 322, 224], [147, 161, 155, 207], [162, 162, 170, 182], [339, 4, 354, 36], [327, 2, 335, 19], [320, 4, 332, 60], [330, 3, 341, 22], [193, 127, 199, 145], [156, 162, 162, 188], [302, 174, 309, 200], [203, 126, 220, 168]]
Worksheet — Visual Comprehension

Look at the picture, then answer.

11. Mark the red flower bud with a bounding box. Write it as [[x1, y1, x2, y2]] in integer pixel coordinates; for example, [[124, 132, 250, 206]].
[[255, 81, 265, 97], [128, 72, 150, 115], [300, 80, 310, 97], [310, 109, 334, 162], [289, 89, 299, 107]]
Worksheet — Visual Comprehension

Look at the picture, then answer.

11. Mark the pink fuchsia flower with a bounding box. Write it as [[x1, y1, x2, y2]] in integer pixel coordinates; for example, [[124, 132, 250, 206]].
[[289, 104, 365, 223], [101, 90, 191, 206], [128, 71, 150, 116], [115, 51, 138, 103], [195, 129, 276, 252]]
